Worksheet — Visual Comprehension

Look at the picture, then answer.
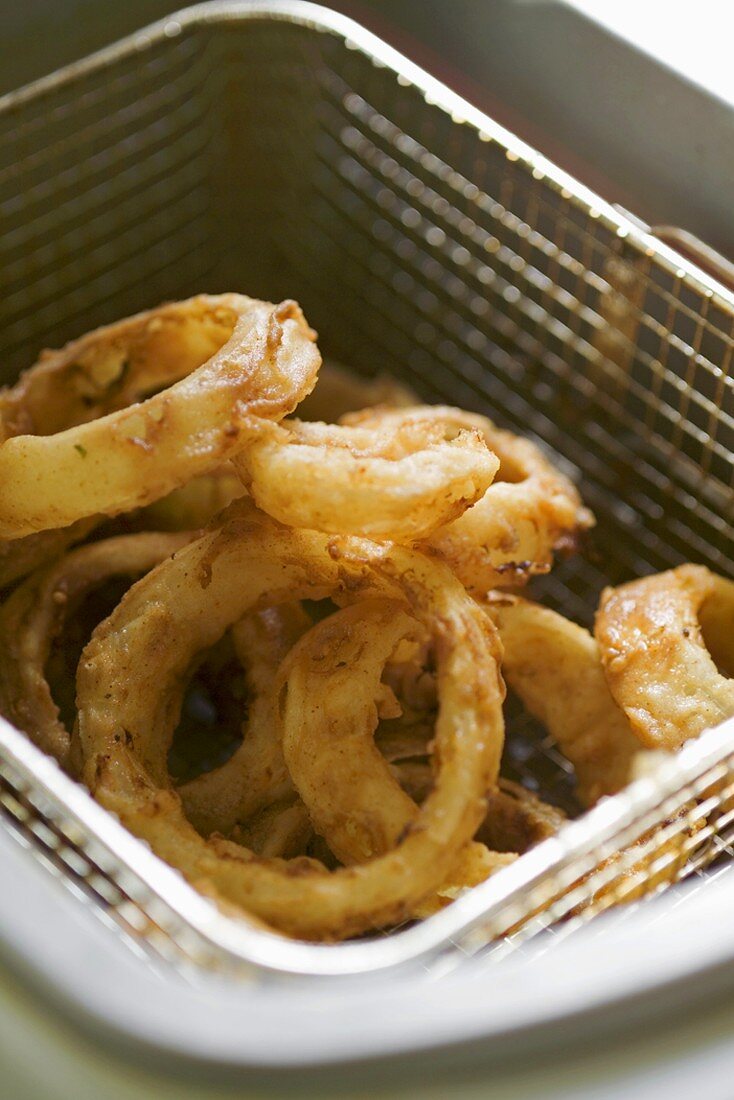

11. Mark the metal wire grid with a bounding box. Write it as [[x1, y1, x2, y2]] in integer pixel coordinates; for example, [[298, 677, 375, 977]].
[[474, 786, 734, 971], [0, 5, 732, 974], [3, 704, 734, 979], [0, 28, 221, 380], [0, 723, 253, 977], [0, 773, 185, 972], [281, 46, 734, 578]]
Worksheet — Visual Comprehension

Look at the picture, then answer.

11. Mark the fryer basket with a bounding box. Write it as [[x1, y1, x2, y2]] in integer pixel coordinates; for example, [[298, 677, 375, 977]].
[[0, 1, 733, 979]]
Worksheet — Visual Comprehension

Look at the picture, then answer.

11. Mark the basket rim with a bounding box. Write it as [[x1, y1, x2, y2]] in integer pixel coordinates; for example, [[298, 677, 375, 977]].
[[3, 703, 734, 977], [1, 0, 734, 977]]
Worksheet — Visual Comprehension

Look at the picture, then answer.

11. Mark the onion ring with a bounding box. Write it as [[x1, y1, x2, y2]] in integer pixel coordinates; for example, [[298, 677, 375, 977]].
[[280, 600, 426, 865], [595, 565, 734, 750], [0, 531, 191, 769], [234, 415, 499, 541], [485, 593, 640, 805], [74, 500, 506, 939], [182, 611, 434, 842], [179, 602, 312, 837], [344, 406, 593, 592], [183, 600, 563, 863], [0, 295, 320, 537], [279, 599, 513, 910]]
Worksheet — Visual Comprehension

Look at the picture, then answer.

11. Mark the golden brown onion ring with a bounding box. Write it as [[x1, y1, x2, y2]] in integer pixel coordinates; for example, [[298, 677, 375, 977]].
[[595, 565, 734, 750], [0, 298, 243, 576], [234, 416, 499, 541], [279, 599, 512, 911], [183, 603, 563, 861], [345, 406, 593, 592], [179, 602, 312, 837], [182, 612, 433, 843], [485, 593, 640, 806], [0, 531, 191, 769], [280, 600, 425, 865], [0, 295, 320, 537], [75, 500, 506, 940], [0, 296, 237, 438]]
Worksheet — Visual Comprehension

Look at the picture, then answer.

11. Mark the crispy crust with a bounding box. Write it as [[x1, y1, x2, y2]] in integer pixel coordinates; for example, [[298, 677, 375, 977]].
[[343, 406, 594, 592], [595, 565, 734, 750], [234, 414, 499, 541], [0, 295, 320, 536]]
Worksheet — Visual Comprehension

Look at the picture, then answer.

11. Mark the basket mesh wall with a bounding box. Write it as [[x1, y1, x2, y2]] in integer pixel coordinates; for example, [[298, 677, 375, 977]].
[[0, 11, 733, 965], [3, 18, 730, 591]]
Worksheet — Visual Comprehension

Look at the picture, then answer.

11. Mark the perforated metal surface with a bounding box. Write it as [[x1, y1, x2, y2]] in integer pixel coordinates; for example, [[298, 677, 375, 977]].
[[0, 2, 733, 977]]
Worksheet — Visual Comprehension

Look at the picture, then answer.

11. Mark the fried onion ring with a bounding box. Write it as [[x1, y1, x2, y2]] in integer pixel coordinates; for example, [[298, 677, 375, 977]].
[[280, 600, 428, 865], [234, 416, 499, 541], [0, 295, 320, 537], [75, 501, 506, 939], [0, 531, 191, 769], [595, 565, 734, 750], [344, 406, 593, 591], [279, 599, 513, 910], [485, 594, 640, 805], [0, 296, 235, 438], [183, 600, 563, 866]]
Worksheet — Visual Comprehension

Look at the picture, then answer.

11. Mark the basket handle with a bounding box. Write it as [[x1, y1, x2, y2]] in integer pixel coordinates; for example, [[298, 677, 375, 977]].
[[651, 226, 734, 293], [613, 204, 734, 293]]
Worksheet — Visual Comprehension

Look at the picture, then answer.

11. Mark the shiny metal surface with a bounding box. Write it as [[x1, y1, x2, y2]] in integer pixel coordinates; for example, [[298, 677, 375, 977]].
[[0, 1, 733, 977]]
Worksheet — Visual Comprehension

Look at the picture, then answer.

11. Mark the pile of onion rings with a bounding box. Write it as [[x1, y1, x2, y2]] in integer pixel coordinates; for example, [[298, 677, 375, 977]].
[[0, 293, 729, 942]]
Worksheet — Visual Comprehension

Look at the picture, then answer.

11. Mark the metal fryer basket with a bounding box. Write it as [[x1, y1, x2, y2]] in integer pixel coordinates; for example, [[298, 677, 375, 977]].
[[0, 0, 733, 978]]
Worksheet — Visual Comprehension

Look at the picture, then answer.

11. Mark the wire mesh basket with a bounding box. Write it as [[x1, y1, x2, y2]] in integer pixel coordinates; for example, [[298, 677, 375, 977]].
[[0, 0, 733, 978]]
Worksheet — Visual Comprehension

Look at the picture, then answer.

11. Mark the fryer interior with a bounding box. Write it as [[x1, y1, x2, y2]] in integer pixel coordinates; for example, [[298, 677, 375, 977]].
[[0, 11, 733, 910]]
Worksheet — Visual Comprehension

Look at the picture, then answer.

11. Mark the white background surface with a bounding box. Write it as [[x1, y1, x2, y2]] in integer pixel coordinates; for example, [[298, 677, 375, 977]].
[[565, 0, 734, 106], [3, 962, 734, 1100]]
